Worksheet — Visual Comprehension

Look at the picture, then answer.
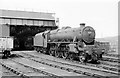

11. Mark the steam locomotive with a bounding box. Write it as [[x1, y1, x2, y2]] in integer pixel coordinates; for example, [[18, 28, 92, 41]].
[[34, 23, 104, 63]]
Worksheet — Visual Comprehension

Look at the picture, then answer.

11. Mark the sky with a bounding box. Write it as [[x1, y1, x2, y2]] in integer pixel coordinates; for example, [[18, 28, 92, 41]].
[[0, 0, 119, 38]]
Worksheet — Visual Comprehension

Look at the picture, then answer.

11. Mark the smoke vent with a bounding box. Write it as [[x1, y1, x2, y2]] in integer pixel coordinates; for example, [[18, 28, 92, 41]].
[[80, 23, 85, 28]]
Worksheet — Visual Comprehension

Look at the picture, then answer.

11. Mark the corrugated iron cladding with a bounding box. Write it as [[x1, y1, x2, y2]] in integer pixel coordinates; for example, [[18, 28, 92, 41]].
[[0, 9, 55, 20]]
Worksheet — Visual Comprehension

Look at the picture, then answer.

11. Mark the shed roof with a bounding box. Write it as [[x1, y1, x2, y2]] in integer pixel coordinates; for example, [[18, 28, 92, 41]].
[[0, 9, 55, 20]]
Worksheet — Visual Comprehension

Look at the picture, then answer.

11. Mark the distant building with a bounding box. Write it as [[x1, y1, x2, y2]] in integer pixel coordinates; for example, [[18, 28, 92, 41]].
[[0, 9, 58, 37]]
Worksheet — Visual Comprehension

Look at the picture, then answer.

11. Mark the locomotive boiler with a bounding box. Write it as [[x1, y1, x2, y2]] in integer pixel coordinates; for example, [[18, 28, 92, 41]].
[[34, 23, 104, 63], [49, 23, 95, 44]]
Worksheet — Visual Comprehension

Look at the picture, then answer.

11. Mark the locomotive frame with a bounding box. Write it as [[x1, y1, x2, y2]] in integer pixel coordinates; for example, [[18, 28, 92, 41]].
[[34, 23, 105, 63]]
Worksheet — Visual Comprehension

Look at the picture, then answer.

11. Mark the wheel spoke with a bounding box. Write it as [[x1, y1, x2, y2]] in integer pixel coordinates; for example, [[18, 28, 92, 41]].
[[49, 50, 54, 56], [79, 56, 85, 62], [69, 54, 73, 60], [49, 51, 52, 56], [78, 53, 86, 62], [55, 51, 59, 58], [62, 52, 68, 59], [91, 53, 98, 62]]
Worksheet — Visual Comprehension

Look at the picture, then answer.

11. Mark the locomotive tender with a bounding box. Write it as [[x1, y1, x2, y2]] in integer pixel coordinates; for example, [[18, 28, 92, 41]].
[[34, 23, 104, 63]]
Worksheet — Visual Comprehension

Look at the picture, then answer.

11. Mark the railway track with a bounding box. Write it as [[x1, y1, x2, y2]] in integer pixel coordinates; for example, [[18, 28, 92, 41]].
[[0, 59, 56, 77], [15, 51, 119, 78], [104, 53, 120, 58], [1, 56, 87, 78], [20, 51, 119, 72], [0, 60, 29, 78], [9, 58, 87, 77], [102, 55, 120, 63], [11, 57, 110, 78], [100, 60, 120, 68], [1, 65, 18, 76]]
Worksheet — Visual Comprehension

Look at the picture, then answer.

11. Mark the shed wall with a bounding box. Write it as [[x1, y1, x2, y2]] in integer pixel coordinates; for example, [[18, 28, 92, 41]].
[[0, 24, 10, 37]]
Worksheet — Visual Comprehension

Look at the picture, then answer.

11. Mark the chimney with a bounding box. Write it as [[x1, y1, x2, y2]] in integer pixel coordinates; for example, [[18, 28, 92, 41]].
[[80, 23, 85, 28]]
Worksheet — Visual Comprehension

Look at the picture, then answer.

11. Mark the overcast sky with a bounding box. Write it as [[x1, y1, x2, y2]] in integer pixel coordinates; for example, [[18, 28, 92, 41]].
[[0, 0, 118, 38]]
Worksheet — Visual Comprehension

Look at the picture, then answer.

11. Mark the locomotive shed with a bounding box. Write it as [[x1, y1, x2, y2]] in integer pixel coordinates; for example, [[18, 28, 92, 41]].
[[0, 9, 119, 78], [0, 9, 58, 50]]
